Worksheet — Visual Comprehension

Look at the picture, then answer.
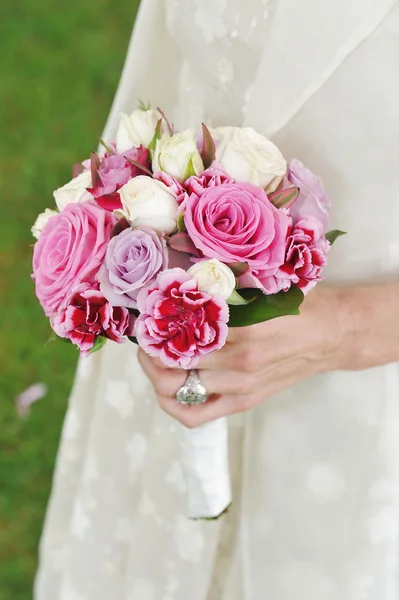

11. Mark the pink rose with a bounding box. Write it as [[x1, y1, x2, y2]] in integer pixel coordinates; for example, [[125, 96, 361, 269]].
[[89, 147, 149, 211], [135, 268, 229, 368], [32, 202, 115, 316], [52, 286, 134, 357], [258, 216, 329, 294], [184, 182, 289, 276], [287, 159, 330, 228]]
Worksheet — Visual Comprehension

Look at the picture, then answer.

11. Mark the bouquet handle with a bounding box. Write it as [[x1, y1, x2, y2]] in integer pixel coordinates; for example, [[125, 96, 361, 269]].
[[177, 417, 232, 519]]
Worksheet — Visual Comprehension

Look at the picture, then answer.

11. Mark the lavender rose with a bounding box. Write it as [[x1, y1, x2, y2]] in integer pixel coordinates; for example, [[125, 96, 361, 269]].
[[98, 226, 168, 309], [287, 159, 330, 228]]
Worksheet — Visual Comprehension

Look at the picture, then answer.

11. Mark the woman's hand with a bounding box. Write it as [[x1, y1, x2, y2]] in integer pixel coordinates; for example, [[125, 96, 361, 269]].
[[138, 282, 399, 428]]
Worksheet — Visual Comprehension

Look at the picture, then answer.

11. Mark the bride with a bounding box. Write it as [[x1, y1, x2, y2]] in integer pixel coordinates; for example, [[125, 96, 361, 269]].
[[35, 0, 399, 598]]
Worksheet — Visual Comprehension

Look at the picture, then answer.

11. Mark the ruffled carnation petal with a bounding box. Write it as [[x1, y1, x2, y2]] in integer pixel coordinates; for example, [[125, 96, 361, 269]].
[[256, 216, 329, 295], [135, 268, 229, 368], [51, 285, 134, 357]]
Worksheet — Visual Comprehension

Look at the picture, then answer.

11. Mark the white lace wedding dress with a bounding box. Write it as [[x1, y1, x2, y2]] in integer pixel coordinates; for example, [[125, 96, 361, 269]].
[[35, 1, 399, 598]]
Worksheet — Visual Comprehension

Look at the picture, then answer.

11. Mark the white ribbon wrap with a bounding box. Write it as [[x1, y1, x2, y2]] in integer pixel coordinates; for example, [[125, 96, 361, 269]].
[[178, 417, 231, 519]]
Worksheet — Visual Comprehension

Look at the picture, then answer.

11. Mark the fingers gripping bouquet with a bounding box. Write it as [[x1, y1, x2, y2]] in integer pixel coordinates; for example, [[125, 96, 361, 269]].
[[31, 107, 343, 519]]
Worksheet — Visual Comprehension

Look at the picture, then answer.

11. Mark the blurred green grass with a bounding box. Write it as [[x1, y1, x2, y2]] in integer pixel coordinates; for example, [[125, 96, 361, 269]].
[[0, 1, 139, 597]]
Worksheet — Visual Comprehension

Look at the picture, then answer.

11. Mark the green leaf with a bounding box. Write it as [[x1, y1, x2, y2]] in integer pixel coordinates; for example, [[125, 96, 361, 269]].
[[183, 157, 196, 180], [325, 230, 346, 245], [45, 330, 58, 345], [148, 118, 164, 156], [128, 335, 138, 345], [45, 331, 72, 347], [138, 99, 151, 111], [226, 290, 253, 305], [268, 186, 299, 209], [177, 213, 186, 233], [200, 123, 216, 168], [228, 286, 305, 327], [88, 336, 107, 355]]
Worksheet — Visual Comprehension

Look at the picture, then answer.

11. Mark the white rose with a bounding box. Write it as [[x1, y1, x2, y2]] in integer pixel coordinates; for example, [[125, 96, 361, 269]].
[[188, 259, 236, 299], [116, 109, 161, 152], [31, 208, 58, 239], [213, 126, 286, 193], [53, 170, 92, 212], [115, 175, 178, 234], [152, 130, 204, 182]]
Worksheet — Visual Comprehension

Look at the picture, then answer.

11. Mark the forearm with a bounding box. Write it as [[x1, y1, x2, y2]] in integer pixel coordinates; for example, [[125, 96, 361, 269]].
[[334, 282, 399, 371]]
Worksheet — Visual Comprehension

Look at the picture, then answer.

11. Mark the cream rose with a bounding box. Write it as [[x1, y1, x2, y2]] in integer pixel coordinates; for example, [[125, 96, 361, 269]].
[[152, 130, 204, 182], [115, 175, 178, 234], [116, 109, 160, 152], [53, 170, 92, 212], [213, 126, 286, 193], [31, 208, 58, 240], [187, 259, 236, 299]]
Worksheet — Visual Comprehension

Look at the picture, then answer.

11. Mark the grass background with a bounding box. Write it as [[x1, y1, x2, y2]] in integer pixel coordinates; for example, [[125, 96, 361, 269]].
[[0, 2, 139, 597]]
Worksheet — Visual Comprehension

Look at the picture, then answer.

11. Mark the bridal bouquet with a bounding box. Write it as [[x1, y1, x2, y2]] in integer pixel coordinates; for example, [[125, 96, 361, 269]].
[[31, 107, 343, 518]]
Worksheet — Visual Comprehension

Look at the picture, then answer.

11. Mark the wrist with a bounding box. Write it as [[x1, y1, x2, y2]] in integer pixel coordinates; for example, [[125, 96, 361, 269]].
[[328, 283, 399, 371], [332, 286, 364, 370], [313, 286, 355, 373]]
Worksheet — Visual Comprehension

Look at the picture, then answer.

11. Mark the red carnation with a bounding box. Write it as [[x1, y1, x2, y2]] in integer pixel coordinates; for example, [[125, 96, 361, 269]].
[[257, 216, 329, 294], [52, 286, 135, 357], [135, 268, 229, 368]]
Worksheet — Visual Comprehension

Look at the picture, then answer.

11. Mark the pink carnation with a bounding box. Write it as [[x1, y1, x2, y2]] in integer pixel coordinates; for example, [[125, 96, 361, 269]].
[[89, 147, 149, 211], [185, 165, 233, 196], [257, 216, 329, 294], [153, 171, 188, 205], [32, 202, 115, 316], [135, 268, 229, 368], [52, 286, 134, 357]]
